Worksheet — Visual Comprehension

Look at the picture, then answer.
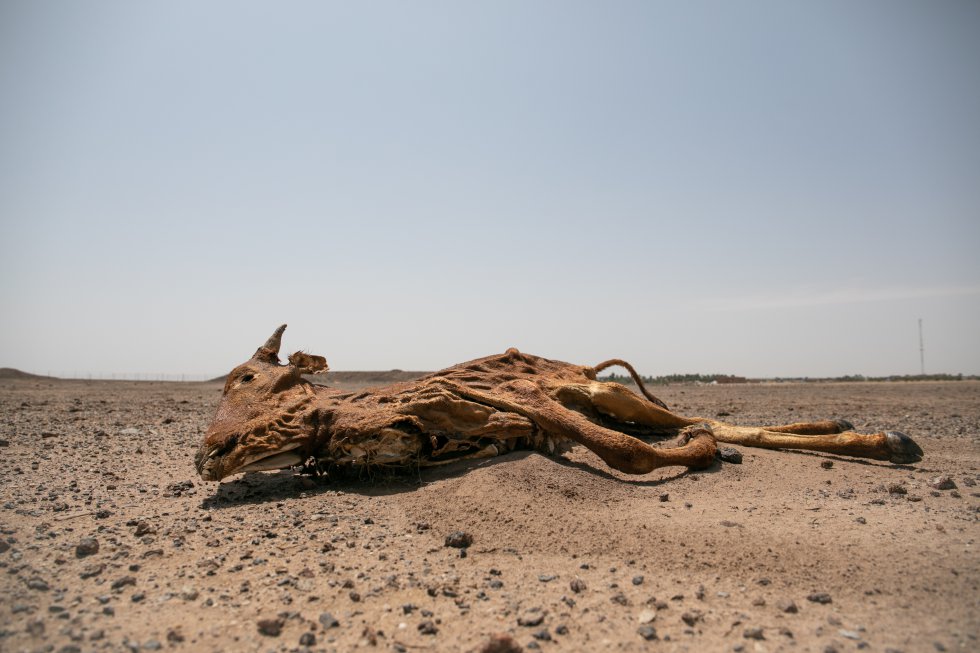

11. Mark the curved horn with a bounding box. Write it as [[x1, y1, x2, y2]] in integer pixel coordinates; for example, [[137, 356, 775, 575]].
[[253, 324, 287, 362]]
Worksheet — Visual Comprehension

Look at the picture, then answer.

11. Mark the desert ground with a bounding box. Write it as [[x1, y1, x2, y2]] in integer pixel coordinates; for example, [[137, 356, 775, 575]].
[[1, 374, 978, 653]]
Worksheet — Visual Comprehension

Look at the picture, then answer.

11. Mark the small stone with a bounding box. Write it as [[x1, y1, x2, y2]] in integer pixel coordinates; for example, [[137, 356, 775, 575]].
[[569, 578, 587, 593], [928, 475, 956, 491], [821, 460, 834, 469], [887, 483, 907, 495], [318, 612, 339, 629], [717, 447, 743, 464], [744, 627, 765, 640], [179, 587, 198, 601], [538, 574, 556, 582], [26, 578, 50, 591], [659, 493, 669, 502], [777, 599, 798, 613], [681, 610, 703, 626], [856, 517, 867, 524], [134, 521, 156, 537], [80, 563, 104, 579], [532, 630, 551, 641], [27, 619, 45, 636], [75, 537, 99, 557], [112, 576, 136, 591], [840, 629, 862, 640], [444, 531, 473, 548], [418, 620, 438, 635], [166, 629, 184, 644], [257, 618, 283, 637], [555, 624, 569, 635], [632, 575, 644, 586], [473, 633, 523, 653], [143, 640, 162, 650], [518, 609, 545, 627], [299, 632, 316, 646], [637, 625, 658, 640], [637, 610, 656, 624], [807, 592, 833, 604]]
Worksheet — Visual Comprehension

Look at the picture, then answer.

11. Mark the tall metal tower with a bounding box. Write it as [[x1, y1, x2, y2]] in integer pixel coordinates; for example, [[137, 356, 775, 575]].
[[918, 318, 925, 375]]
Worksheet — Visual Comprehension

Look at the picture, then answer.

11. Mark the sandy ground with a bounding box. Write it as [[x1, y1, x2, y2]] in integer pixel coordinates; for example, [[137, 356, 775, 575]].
[[1, 377, 978, 653]]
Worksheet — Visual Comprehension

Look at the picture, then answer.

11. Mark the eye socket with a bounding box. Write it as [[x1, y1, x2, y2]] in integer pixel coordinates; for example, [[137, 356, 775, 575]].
[[240, 373, 255, 383]]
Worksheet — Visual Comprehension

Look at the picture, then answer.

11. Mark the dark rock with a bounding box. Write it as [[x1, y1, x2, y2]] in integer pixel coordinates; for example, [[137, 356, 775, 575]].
[[632, 575, 644, 586], [473, 633, 523, 653], [807, 592, 833, 604], [659, 493, 669, 502], [887, 483, 907, 495], [777, 599, 798, 613], [821, 460, 834, 469], [418, 620, 438, 635], [532, 629, 551, 641], [569, 578, 587, 593], [538, 574, 556, 582], [744, 627, 765, 640], [555, 624, 568, 635], [166, 629, 184, 644], [257, 618, 283, 636], [75, 537, 99, 557], [134, 521, 156, 537], [26, 578, 50, 591], [299, 631, 316, 646], [637, 625, 658, 640], [318, 612, 339, 629], [111, 576, 136, 591], [517, 609, 545, 627], [681, 610, 703, 626], [717, 447, 743, 464], [444, 531, 473, 548]]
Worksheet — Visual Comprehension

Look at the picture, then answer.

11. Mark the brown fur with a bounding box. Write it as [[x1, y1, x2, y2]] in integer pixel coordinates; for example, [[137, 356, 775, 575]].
[[195, 325, 922, 482]]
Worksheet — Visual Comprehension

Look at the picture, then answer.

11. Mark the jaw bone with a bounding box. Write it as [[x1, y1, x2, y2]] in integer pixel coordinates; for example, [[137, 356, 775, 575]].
[[235, 442, 304, 474]]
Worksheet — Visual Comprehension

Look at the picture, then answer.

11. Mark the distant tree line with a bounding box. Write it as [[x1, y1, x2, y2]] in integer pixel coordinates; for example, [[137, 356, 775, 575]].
[[600, 372, 976, 385]]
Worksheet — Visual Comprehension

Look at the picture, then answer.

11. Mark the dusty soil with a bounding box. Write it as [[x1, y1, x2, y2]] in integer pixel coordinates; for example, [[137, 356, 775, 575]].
[[1, 377, 978, 653]]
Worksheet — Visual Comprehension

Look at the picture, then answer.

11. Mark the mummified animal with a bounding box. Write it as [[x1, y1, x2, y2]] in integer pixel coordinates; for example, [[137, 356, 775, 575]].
[[195, 325, 923, 482]]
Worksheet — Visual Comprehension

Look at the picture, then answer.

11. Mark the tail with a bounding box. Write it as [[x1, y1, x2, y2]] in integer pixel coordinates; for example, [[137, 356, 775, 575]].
[[593, 359, 670, 410]]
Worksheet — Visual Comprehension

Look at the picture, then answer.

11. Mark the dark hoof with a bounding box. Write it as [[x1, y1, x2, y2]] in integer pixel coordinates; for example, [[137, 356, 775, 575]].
[[834, 419, 854, 432], [885, 431, 923, 464]]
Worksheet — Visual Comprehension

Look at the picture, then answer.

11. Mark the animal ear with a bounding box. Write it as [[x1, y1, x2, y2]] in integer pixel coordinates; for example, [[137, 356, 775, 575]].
[[253, 324, 287, 363], [288, 351, 329, 374]]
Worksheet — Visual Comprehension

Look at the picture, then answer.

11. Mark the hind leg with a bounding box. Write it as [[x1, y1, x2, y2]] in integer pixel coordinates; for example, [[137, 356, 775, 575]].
[[428, 378, 717, 474], [705, 421, 922, 464]]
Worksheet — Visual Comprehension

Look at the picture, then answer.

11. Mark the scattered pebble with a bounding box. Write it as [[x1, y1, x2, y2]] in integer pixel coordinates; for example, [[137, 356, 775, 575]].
[[777, 599, 799, 613], [807, 592, 833, 604], [257, 618, 283, 637], [418, 620, 438, 635], [928, 475, 956, 491], [717, 447, 743, 464], [517, 609, 545, 627], [637, 625, 658, 640], [75, 537, 99, 557], [444, 531, 473, 549], [744, 627, 765, 640], [319, 612, 339, 629], [570, 578, 587, 593]]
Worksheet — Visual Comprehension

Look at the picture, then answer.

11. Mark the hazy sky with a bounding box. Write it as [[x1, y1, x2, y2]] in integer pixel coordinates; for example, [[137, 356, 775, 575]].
[[1, 1, 978, 379]]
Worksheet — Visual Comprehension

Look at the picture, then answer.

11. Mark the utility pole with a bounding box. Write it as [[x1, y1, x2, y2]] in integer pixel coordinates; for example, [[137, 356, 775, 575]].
[[918, 318, 925, 375]]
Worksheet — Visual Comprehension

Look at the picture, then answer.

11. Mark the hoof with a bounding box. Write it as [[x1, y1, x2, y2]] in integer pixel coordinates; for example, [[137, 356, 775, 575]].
[[884, 431, 923, 464], [834, 419, 854, 432]]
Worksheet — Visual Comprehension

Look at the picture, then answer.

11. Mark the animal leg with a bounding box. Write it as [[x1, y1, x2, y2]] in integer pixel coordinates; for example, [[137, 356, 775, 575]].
[[556, 381, 696, 430], [704, 421, 923, 464], [429, 379, 716, 474], [762, 419, 853, 435]]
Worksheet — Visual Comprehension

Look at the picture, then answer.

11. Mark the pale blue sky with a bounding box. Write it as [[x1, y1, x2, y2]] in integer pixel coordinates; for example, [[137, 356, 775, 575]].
[[1, 1, 978, 378]]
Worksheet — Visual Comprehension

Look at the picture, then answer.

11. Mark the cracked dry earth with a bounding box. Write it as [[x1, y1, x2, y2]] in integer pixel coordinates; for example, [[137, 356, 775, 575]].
[[1, 378, 978, 653]]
